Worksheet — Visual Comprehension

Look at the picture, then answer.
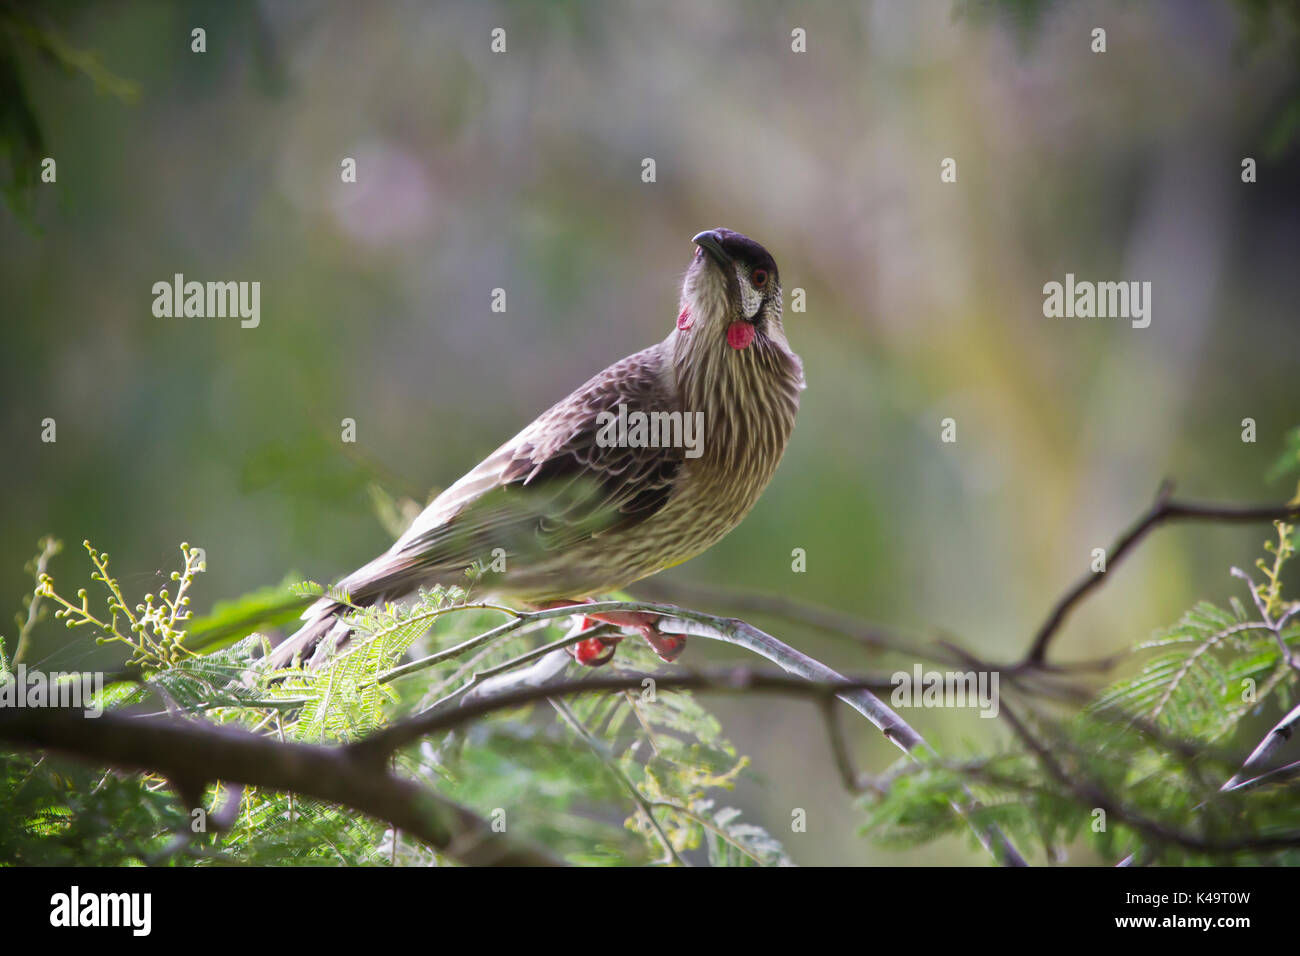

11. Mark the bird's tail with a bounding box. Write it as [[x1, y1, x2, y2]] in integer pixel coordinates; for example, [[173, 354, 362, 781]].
[[266, 600, 355, 670]]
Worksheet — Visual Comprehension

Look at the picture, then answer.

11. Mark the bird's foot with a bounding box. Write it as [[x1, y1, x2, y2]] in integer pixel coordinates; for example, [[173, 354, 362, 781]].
[[636, 623, 687, 662], [582, 611, 686, 663], [535, 600, 622, 668], [570, 632, 621, 667], [538, 601, 686, 665], [578, 608, 686, 662]]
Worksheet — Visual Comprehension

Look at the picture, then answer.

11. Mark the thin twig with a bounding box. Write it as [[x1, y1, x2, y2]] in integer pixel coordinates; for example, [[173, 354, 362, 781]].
[[633, 579, 949, 663], [1221, 699, 1300, 793], [11, 537, 62, 667], [998, 701, 1300, 857], [1022, 484, 1300, 667], [550, 697, 687, 866], [352, 608, 1027, 867]]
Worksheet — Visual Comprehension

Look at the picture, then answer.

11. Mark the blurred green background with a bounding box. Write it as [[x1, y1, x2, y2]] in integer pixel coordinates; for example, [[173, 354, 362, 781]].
[[2, 0, 1298, 864]]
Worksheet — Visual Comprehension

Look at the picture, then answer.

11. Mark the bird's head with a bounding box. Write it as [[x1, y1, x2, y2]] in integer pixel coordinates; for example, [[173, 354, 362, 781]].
[[676, 227, 784, 352]]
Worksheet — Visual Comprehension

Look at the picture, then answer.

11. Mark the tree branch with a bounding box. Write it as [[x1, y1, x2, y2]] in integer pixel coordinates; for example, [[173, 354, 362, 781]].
[[11, 536, 61, 667], [1021, 483, 1300, 668], [18, 484, 1293, 866], [1221, 699, 1300, 793], [352, 605, 1027, 866], [997, 701, 1300, 857], [633, 579, 951, 663], [0, 705, 561, 866]]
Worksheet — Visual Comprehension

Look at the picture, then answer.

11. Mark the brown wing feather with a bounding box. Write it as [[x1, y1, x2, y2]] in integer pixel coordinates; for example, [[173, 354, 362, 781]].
[[333, 345, 684, 603]]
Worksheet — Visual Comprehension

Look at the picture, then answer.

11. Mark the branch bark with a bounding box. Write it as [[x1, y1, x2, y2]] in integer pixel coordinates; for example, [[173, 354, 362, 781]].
[[1221, 699, 1300, 793], [1022, 483, 1300, 667], [357, 605, 1028, 866], [10, 486, 1295, 867], [0, 705, 561, 866]]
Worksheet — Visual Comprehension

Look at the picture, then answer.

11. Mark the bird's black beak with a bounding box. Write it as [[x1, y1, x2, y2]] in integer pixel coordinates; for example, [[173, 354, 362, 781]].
[[692, 230, 729, 266]]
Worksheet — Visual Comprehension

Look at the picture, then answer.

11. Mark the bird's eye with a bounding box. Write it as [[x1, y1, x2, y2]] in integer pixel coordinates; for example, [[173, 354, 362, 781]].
[[751, 269, 768, 288]]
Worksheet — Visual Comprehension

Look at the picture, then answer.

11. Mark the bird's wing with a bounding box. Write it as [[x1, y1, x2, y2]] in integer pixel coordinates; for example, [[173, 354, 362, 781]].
[[333, 344, 685, 603]]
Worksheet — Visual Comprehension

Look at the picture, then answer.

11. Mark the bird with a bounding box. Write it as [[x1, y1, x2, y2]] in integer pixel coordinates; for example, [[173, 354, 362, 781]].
[[270, 227, 805, 670]]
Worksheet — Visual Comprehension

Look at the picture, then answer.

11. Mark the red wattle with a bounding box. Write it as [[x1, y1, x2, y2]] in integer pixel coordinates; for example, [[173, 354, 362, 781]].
[[726, 321, 755, 350], [677, 307, 692, 331]]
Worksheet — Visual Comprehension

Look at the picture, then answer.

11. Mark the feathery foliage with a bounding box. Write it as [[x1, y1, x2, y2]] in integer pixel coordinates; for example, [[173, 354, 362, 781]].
[[6, 430, 1299, 865], [2, 533, 789, 866], [861, 499, 1300, 863]]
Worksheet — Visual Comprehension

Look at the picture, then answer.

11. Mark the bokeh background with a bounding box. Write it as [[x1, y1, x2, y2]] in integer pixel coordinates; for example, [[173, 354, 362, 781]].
[[2, 0, 1298, 864]]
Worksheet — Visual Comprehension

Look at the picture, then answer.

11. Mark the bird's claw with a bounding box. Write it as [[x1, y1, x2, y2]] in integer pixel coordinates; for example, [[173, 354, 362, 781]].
[[637, 624, 686, 662], [547, 603, 687, 666], [567, 632, 621, 667]]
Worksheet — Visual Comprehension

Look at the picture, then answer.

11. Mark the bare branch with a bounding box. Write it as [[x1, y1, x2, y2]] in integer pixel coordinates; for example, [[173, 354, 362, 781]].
[[997, 702, 1300, 857], [20, 484, 1292, 867], [632, 579, 950, 663], [1022, 484, 1300, 667], [1221, 699, 1300, 793], [352, 605, 1028, 866], [11, 536, 62, 667], [0, 705, 561, 867]]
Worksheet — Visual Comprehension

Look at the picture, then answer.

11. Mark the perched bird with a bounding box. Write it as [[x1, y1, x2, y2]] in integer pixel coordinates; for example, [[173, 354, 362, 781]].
[[271, 228, 804, 669]]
